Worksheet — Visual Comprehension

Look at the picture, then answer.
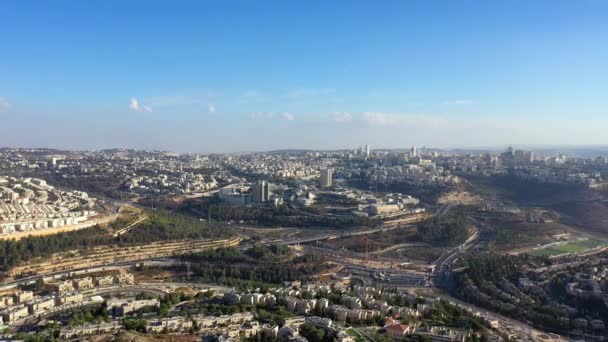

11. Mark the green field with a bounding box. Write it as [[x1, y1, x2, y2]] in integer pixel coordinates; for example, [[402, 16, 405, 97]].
[[346, 329, 361, 337], [346, 329, 366, 342], [528, 239, 607, 257]]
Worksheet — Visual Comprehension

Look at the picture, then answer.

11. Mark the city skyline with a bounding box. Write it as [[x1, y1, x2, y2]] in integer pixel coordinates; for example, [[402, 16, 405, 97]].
[[2, 1, 608, 152]]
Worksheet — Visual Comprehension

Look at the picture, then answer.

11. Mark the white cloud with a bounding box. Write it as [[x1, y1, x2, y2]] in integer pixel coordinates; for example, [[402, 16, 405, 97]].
[[208, 104, 216, 113], [129, 98, 139, 111], [250, 111, 295, 121], [282, 112, 295, 121], [0, 97, 11, 110], [333, 112, 353, 123], [129, 98, 152, 112], [443, 99, 478, 105], [362, 112, 446, 127]]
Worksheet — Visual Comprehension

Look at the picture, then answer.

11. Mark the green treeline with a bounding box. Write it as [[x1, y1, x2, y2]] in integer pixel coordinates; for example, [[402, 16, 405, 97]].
[[417, 208, 470, 246], [0, 210, 231, 276], [181, 245, 328, 286], [451, 252, 608, 334], [459, 252, 526, 284]]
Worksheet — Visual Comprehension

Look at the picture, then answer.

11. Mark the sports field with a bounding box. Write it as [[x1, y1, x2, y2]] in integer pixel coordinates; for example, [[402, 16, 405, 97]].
[[528, 239, 607, 257]]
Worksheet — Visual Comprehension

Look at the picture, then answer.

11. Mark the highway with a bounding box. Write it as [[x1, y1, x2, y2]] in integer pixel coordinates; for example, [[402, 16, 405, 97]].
[[112, 214, 148, 236], [0, 238, 241, 291], [0, 204, 568, 341], [430, 212, 504, 287], [1, 215, 428, 291], [422, 212, 567, 341], [434, 203, 457, 218], [367, 242, 430, 255], [431, 225, 479, 284], [254, 213, 428, 247]]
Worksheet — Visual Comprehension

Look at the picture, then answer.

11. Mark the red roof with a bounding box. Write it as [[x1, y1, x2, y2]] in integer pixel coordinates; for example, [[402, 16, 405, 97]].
[[386, 323, 409, 334], [385, 317, 398, 326]]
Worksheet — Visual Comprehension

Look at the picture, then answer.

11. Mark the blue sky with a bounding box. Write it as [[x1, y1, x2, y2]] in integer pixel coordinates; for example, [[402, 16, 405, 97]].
[[1, 1, 607, 152]]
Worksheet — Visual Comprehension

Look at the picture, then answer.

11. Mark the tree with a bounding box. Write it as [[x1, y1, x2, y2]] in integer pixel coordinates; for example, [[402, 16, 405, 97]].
[[299, 323, 325, 342]]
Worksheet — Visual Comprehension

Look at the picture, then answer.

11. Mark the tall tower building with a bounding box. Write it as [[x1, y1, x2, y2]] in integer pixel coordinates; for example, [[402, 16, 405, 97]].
[[365, 144, 371, 158], [411, 146, 418, 157], [525, 151, 535, 163], [320, 169, 333, 187], [252, 181, 269, 203]]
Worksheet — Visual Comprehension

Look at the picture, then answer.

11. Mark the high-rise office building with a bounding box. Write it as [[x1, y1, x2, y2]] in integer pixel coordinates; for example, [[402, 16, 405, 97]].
[[320, 169, 333, 187], [525, 151, 535, 163], [365, 144, 371, 158], [252, 181, 269, 203], [514, 150, 525, 163], [411, 146, 418, 157]]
